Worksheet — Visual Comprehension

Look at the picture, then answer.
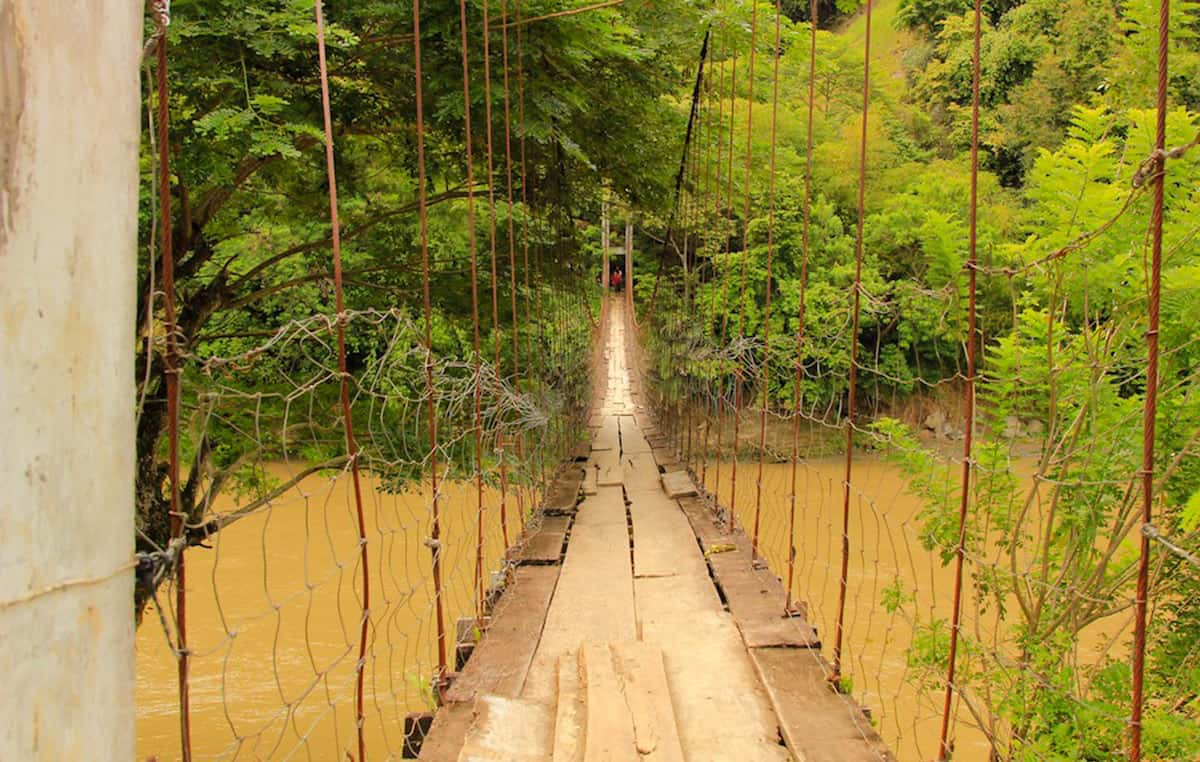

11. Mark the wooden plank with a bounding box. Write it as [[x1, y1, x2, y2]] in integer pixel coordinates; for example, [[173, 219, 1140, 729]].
[[543, 468, 583, 513], [627, 490, 707, 581], [675, 494, 820, 649], [457, 695, 555, 762], [617, 416, 651, 454], [710, 555, 820, 648], [706, 532, 820, 649], [581, 644, 639, 762], [517, 516, 570, 564], [593, 417, 620, 451], [660, 471, 696, 499], [650, 447, 683, 472], [677, 496, 727, 547], [635, 578, 789, 761], [552, 653, 584, 762], [627, 485, 787, 761], [612, 642, 685, 762], [445, 566, 560, 703], [419, 703, 476, 761], [749, 648, 894, 762], [592, 449, 622, 487], [622, 452, 660, 492], [522, 487, 636, 704]]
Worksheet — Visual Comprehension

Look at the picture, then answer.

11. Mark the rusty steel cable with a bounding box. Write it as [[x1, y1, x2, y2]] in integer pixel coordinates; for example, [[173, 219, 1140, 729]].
[[698, 36, 721, 479], [409, 0, 450, 693], [314, 0, 372, 754], [700, 32, 726, 491], [712, 23, 739, 513], [480, 0, 511, 551], [1130, 0, 1169, 759], [786, 0, 818, 616], [681, 56, 707, 465], [457, 0, 487, 625], [515, 1, 544, 493], [832, 0, 872, 686], [501, 1, 530, 530], [500, 0, 528, 532], [154, 7, 192, 759], [646, 27, 712, 326], [728, 0, 758, 535], [936, 0, 982, 758], [752, 0, 783, 561]]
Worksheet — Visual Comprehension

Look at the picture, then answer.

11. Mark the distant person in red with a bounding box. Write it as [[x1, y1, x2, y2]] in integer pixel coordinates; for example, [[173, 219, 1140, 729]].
[[610, 269, 623, 292]]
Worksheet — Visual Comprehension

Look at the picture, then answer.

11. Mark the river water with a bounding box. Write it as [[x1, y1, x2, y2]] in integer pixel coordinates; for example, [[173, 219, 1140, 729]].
[[702, 454, 1129, 762], [137, 455, 1125, 760], [135, 464, 515, 760]]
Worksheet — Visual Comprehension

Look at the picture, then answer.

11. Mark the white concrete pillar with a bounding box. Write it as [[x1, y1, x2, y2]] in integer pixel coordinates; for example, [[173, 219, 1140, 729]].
[[1, 1, 141, 758]]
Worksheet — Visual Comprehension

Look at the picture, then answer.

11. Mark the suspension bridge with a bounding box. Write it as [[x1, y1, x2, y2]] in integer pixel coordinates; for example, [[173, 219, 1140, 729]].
[[2, 0, 1191, 760], [415, 296, 891, 760]]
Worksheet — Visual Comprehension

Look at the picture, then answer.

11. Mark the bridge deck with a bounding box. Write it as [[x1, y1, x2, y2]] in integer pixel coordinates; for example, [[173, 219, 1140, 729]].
[[418, 298, 892, 762]]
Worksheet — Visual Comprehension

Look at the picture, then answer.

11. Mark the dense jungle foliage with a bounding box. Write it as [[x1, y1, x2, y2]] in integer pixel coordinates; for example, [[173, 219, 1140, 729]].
[[139, 0, 1199, 757], [639, 0, 1200, 758]]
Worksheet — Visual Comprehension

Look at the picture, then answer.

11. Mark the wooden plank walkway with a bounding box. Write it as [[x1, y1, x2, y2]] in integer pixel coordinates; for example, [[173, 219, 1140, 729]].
[[419, 297, 892, 762]]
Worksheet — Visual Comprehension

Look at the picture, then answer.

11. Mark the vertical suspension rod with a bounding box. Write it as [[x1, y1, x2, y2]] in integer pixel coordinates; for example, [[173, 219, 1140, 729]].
[[832, 0, 872, 686], [937, 0, 982, 757], [1130, 1, 1169, 759], [314, 1, 373, 753]]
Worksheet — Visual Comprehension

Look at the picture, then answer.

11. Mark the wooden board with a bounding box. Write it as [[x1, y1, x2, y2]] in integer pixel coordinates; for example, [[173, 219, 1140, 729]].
[[650, 447, 683, 472], [581, 644, 639, 762], [660, 471, 696, 499], [593, 417, 620, 452], [612, 642, 685, 762], [419, 702, 476, 761], [627, 490, 707, 581], [622, 452, 660, 492], [552, 653, 584, 762], [445, 566, 561, 703], [592, 449, 623, 487], [627, 486, 787, 761], [634, 577, 789, 762], [517, 516, 570, 565], [617, 416, 652, 454], [457, 695, 555, 762], [707, 532, 820, 649], [543, 469, 583, 513], [675, 495, 820, 649], [676, 496, 727, 547], [749, 648, 895, 762], [522, 487, 636, 704], [709, 553, 820, 649]]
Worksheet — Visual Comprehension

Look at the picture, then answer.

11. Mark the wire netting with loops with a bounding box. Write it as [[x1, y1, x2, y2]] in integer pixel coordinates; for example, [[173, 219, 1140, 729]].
[[638, 1, 1200, 761], [133, 0, 601, 758]]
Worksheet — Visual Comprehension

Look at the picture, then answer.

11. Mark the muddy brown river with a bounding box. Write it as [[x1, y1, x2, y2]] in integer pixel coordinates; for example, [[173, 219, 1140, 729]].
[[137, 456, 1126, 760], [702, 455, 1129, 762], [136, 464, 516, 760]]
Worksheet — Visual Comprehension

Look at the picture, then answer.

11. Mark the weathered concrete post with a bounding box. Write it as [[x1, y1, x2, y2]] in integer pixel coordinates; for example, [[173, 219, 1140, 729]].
[[1, 2, 142, 758]]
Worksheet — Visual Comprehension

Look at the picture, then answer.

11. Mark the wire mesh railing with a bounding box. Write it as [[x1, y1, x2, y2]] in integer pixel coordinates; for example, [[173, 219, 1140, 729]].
[[134, 0, 601, 757]]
